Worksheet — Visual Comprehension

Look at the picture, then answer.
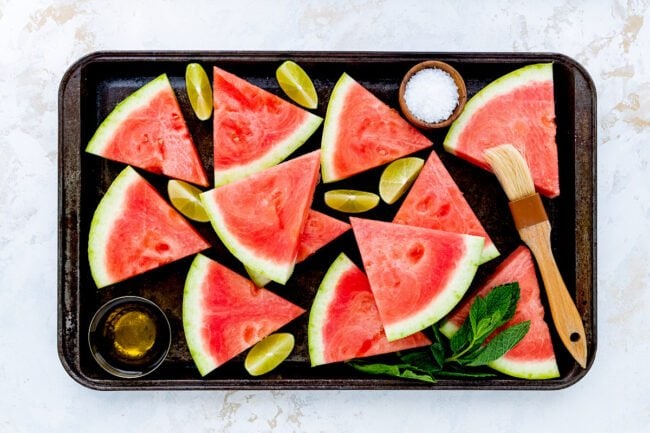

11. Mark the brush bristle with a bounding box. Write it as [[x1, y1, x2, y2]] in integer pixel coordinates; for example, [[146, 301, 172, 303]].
[[484, 144, 536, 201]]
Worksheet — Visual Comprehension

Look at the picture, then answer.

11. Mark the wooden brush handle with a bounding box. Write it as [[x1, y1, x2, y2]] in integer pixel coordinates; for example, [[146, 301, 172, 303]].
[[519, 221, 588, 368]]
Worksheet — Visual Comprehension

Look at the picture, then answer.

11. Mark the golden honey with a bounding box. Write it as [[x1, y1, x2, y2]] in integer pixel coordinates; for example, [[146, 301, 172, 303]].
[[104, 307, 157, 361], [88, 296, 171, 378]]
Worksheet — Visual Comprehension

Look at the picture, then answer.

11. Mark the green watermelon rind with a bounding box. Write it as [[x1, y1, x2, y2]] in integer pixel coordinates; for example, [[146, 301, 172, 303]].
[[439, 321, 560, 380], [307, 253, 353, 367], [213, 112, 323, 187], [86, 74, 170, 156], [384, 235, 485, 342], [489, 352, 560, 379], [438, 319, 460, 338], [182, 254, 219, 376], [245, 265, 271, 288], [320, 73, 354, 183], [443, 63, 553, 155], [87, 166, 139, 289], [479, 243, 500, 265], [199, 192, 296, 285]]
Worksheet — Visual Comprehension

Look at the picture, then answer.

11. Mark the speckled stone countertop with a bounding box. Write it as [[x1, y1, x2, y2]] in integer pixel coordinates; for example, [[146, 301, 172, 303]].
[[1, 0, 649, 431]]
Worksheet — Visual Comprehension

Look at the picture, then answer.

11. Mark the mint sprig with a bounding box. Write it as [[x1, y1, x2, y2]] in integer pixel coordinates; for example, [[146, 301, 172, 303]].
[[348, 282, 531, 383]]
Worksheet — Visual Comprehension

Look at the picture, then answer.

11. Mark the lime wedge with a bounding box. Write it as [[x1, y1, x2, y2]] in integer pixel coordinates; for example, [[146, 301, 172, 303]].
[[324, 189, 380, 213], [276, 60, 318, 109], [167, 179, 210, 222], [244, 333, 295, 376], [185, 63, 213, 120], [379, 157, 425, 204]]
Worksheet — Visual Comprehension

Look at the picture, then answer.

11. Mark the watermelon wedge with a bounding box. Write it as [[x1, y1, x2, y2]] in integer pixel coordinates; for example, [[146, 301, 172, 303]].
[[393, 151, 499, 264], [246, 209, 350, 287], [309, 253, 431, 366], [183, 254, 305, 376], [88, 166, 210, 288], [443, 63, 559, 198], [321, 73, 432, 182], [213, 66, 323, 186], [86, 74, 209, 187], [295, 210, 350, 262], [440, 246, 560, 379], [350, 217, 484, 341], [200, 151, 321, 285]]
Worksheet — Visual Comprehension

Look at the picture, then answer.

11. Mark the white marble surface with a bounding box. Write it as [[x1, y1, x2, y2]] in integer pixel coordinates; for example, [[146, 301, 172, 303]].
[[1, 0, 649, 431]]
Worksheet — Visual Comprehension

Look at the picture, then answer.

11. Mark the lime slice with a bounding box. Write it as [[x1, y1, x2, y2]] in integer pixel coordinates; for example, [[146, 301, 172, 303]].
[[379, 157, 425, 204], [167, 179, 210, 222], [185, 63, 213, 120], [276, 60, 318, 109], [244, 333, 295, 376], [324, 189, 380, 213]]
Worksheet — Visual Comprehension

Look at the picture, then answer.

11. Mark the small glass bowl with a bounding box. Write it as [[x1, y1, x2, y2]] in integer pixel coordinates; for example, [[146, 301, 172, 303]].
[[88, 296, 171, 379], [398, 60, 467, 130]]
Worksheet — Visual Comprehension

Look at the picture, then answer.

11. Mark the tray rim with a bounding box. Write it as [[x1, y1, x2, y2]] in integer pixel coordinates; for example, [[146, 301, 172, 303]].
[[58, 50, 597, 391]]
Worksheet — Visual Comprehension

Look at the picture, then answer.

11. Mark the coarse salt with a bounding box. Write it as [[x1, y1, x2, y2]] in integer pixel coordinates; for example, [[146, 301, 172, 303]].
[[404, 68, 459, 123]]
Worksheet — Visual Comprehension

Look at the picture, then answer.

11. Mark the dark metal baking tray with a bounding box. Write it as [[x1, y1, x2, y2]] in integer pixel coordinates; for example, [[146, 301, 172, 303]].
[[58, 51, 596, 390]]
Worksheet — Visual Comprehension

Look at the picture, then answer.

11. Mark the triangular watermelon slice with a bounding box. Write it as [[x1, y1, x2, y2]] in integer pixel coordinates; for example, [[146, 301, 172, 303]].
[[439, 246, 560, 379], [88, 166, 210, 288], [443, 63, 559, 198], [183, 254, 305, 376], [246, 209, 351, 287], [351, 217, 484, 341], [393, 150, 499, 264], [212, 66, 323, 187], [201, 151, 321, 285], [295, 210, 350, 262], [321, 73, 432, 182], [308, 253, 431, 366], [86, 74, 209, 187]]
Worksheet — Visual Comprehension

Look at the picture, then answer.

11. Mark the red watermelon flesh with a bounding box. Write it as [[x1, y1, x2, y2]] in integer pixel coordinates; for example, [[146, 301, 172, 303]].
[[86, 74, 209, 187], [183, 254, 305, 376], [201, 151, 321, 285], [443, 63, 558, 198], [308, 253, 431, 366], [321, 73, 432, 182], [439, 246, 560, 379], [213, 66, 323, 186], [88, 166, 210, 288], [246, 209, 350, 287], [351, 217, 484, 341], [297, 210, 350, 262], [393, 150, 499, 264]]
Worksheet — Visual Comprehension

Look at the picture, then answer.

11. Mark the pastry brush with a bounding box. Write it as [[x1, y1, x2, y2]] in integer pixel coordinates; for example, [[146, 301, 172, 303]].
[[484, 144, 587, 368]]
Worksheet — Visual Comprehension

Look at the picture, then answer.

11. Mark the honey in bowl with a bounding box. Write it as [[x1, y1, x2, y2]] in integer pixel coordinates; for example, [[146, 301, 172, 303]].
[[88, 296, 171, 378]]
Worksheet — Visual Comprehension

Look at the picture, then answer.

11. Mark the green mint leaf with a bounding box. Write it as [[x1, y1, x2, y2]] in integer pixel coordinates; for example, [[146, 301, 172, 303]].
[[435, 369, 497, 379], [399, 369, 437, 383], [348, 360, 436, 383], [348, 360, 408, 376], [466, 320, 531, 367], [468, 294, 485, 334], [429, 326, 447, 369], [468, 283, 521, 345], [485, 283, 520, 325], [431, 324, 446, 344], [449, 320, 472, 353], [430, 342, 446, 369], [474, 316, 495, 341], [399, 351, 439, 374]]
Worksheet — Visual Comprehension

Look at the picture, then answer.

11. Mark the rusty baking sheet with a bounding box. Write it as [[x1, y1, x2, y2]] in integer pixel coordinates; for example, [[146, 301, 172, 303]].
[[58, 51, 596, 390]]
